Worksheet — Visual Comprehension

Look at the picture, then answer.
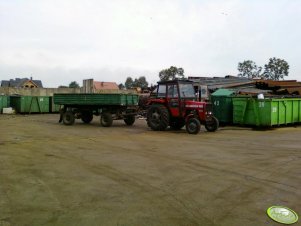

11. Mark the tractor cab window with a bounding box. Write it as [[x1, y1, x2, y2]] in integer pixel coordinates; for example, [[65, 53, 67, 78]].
[[157, 84, 167, 97], [179, 83, 195, 98], [167, 84, 178, 98]]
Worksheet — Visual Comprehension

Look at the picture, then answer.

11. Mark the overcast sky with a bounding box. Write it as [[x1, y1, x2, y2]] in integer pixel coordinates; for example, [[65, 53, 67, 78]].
[[0, 0, 300, 87]]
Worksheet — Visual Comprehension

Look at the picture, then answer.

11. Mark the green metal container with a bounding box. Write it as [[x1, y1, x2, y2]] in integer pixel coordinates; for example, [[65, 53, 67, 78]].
[[233, 97, 301, 126], [10, 96, 50, 113], [211, 89, 235, 124], [0, 96, 10, 113], [53, 93, 139, 106]]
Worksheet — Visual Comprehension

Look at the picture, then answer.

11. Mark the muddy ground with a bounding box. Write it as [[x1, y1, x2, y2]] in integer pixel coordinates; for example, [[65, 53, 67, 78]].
[[0, 114, 300, 226]]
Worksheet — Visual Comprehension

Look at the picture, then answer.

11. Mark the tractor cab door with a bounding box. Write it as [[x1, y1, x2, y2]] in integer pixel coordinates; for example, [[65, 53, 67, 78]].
[[167, 84, 181, 117]]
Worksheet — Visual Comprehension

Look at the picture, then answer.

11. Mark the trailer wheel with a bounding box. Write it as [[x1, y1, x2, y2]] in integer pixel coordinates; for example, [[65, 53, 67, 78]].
[[101, 112, 113, 127], [147, 105, 169, 131], [63, 111, 75, 125], [205, 116, 219, 132], [186, 118, 200, 134], [124, 115, 135, 126], [81, 111, 93, 124]]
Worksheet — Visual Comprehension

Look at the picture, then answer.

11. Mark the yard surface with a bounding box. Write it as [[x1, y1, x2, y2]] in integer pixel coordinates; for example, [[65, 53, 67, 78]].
[[0, 114, 300, 226]]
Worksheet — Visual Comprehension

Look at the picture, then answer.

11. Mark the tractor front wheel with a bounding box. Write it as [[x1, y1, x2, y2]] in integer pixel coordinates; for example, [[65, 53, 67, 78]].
[[147, 105, 169, 131], [186, 118, 201, 134], [205, 116, 219, 132]]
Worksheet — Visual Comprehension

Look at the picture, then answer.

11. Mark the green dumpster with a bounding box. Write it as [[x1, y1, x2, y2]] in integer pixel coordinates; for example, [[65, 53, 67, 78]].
[[10, 96, 50, 113], [0, 96, 10, 113], [233, 97, 301, 126], [211, 89, 236, 124]]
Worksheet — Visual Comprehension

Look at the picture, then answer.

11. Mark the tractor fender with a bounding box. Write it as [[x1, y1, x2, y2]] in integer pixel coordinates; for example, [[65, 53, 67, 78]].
[[185, 112, 197, 122]]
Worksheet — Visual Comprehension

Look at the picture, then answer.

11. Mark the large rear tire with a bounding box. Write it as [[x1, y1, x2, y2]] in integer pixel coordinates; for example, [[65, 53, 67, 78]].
[[81, 111, 93, 124], [205, 116, 219, 132], [186, 118, 201, 134], [147, 105, 169, 131], [63, 111, 75, 125], [124, 115, 135, 126], [101, 112, 113, 127]]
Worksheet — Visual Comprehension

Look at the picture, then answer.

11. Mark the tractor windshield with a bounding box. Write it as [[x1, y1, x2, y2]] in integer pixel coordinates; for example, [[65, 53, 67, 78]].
[[179, 83, 195, 98]]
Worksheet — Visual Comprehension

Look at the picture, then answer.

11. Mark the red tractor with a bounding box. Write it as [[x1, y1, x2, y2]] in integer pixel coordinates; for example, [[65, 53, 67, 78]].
[[146, 80, 219, 134]]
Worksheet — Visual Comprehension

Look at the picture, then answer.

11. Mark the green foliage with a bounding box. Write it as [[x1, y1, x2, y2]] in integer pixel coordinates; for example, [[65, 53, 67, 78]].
[[263, 57, 289, 80], [238, 58, 289, 80], [58, 85, 68, 88], [118, 83, 125, 89], [69, 81, 80, 88], [125, 77, 134, 89], [159, 66, 185, 81], [125, 76, 148, 89], [134, 76, 148, 89], [238, 60, 262, 79]]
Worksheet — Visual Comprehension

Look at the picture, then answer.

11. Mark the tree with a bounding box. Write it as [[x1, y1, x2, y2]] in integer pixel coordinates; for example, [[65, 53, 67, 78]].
[[125, 77, 134, 89], [263, 57, 289, 80], [159, 66, 185, 81], [58, 85, 68, 88], [69, 81, 80, 88], [237, 60, 262, 79], [118, 83, 125, 89], [125, 76, 149, 89], [133, 76, 148, 89]]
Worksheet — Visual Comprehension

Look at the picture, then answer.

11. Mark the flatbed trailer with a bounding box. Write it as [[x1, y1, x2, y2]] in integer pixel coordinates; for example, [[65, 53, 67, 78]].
[[53, 93, 139, 127]]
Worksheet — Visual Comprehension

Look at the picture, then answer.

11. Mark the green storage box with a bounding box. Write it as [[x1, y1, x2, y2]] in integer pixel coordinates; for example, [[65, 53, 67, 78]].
[[0, 96, 10, 113], [53, 93, 139, 106], [211, 89, 235, 124], [10, 96, 50, 113], [233, 97, 301, 126]]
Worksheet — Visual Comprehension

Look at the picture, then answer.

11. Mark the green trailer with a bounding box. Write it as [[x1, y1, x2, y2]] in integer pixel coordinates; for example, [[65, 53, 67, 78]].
[[53, 93, 139, 127], [233, 97, 301, 126], [211, 89, 235, 125], [10, 96, 50, 113], [0, 96, 10, 113]]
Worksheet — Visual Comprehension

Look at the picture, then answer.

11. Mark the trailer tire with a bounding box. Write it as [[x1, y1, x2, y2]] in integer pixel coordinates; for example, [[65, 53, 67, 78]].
[[186, 118, 200, 134], [205, 116, 219, 132], [63, 111, 75, 125], [124, 115, 135, 126], [101, 112, 113, 127], [81, 111, 93, 124], [147, 105, 169, 131]]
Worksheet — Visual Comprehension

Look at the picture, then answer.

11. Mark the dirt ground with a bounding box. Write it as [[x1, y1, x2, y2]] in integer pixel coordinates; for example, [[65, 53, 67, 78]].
[[0, 114, 300, 226]]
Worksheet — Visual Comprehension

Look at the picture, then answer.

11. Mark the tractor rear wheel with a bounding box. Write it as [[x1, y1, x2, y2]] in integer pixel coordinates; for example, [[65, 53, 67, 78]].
[[186, 118, 201, 134], [124, 115, 135, 126], [147, 105, 169, 131], [101, 112, 113, 127], [81, 111, 93, 124], [205, 116, 219, 132], [63, 111, 75, 125], [170, 118, 185, 130]]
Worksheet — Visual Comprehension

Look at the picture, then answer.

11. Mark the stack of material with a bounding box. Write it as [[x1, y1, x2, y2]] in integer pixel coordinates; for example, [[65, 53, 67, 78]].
[[255, 80, 301, 95], [188, 76, 254, 91]]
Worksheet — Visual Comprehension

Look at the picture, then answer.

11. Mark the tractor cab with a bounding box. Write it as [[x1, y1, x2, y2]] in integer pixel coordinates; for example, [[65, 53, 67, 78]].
[[147, 80, 219, 134]]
